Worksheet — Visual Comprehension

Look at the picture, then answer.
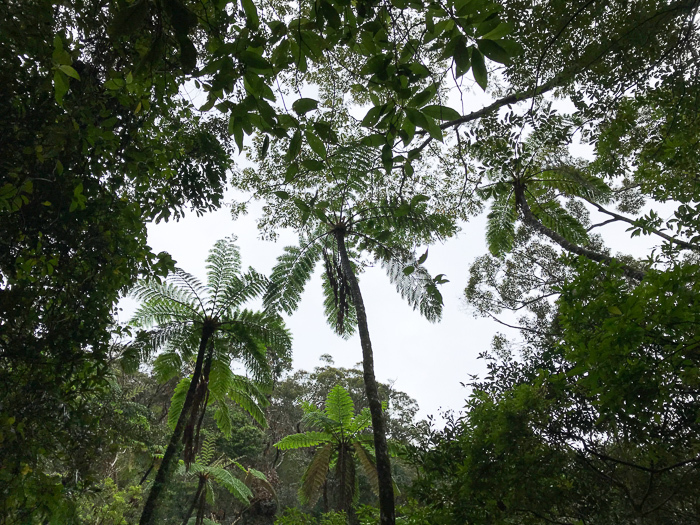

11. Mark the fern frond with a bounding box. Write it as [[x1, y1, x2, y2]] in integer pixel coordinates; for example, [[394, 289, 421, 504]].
[[228, 387, 268, 428], [169, 270, 207, 310], [352, 442, 379, 495], [274, 431, 333, 450], [486, 194, 517, 257], [325, 385, 355, 430], [206, 237, 242, 311], [299, 443, 333, 506], [264, 239, 323, 315], [349, 407, 372, 434], [130, 279, 202, 326], [538, 166, 612, 203], [381, 253, 444, 322], [215, 269, 269, 318], [530, 199, 589, 245], [153, 349, 184, 383], [196, 434, 216, 466], [211, 467, 253, 504], [213, 401, 233, 437], [301, 410, 340, 432], [168, 376, 191, 430]]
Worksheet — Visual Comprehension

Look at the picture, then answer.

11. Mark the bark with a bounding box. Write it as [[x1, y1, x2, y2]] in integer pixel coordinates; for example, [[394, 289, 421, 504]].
[[334, 229, 396, 525], [181, 477, 206, 525], [139, 323, 215, 525], [515, 185, 646, 282]]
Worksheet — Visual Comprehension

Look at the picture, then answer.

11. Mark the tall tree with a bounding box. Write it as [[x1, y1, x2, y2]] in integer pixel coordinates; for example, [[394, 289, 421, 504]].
[[130, 238, 291, 525]]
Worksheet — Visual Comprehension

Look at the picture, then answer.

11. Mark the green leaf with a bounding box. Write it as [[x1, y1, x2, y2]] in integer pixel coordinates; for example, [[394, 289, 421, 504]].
[[292, 98, 319, 115], [58, 65, 80, 80], [471, 47, 488, 90], [287, 130, 302, 161], [477, 39, 511, 65], [305, 130, 327, 158], [273, 190, 290, 199], [422, 105, 461, 121], [480, 21, 512, 40], [241, 0, 259, 29]]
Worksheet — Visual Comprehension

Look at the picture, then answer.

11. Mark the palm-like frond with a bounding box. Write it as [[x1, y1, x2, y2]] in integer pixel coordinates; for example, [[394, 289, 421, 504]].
[[325, 385, 355, 430], [208, 467, 253, 504], [348, 407, 372, 435], [152, 348, 185, 383], [206, 237, 242, 312], [530, 198, 589, 245], [486, 194, 517, 257], [130, 277, 203, 326], [275, 431, 334, 450], [381, 253, 443, 322], [537, 166, 612, 203], [352, 441, 379, 495], [168, 376, 191, 430], [207, 358, 270, 430], [215, 269, 269, 319], [264, 239, 323, 315], [298, 443, 334, 506]]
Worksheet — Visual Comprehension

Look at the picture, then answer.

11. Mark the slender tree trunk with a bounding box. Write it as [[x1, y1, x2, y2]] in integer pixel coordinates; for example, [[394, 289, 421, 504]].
[[182, 477, 206, 525], [335, 230, 395, 525], [139, 323, 215, 525], [514, 184, 646, 281]]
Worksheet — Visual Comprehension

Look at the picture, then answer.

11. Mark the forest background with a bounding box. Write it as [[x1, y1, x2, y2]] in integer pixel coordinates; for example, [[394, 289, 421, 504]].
[[2, 0, 700, 524]]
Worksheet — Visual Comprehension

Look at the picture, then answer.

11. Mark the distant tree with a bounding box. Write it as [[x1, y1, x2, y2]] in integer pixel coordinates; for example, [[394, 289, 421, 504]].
[[275, 386, 382, 520]]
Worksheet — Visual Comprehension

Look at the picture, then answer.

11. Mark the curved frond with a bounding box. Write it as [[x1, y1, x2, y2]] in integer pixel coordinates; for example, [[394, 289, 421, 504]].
[[486, 194, 517, 257], [264, 239, 323, 315], [381, 253, 444, 322], [274, 431, 333, 451], [352, 441, 379, 495], [299, 443, 334, 506], [215, 269, 269, 316], [348, 407, 372, 435], [168, 376, 191, 430], [153, 348, 184, 383], [213, 401, 233, 437], [539, 166, 612, 203], [130, 278, 203, 327], [301, 410, 341, 432], [228, 387, 268, 428], [530, 198, 589, 245], [209, 467, 253, 504], [206, 237, 242, 312]]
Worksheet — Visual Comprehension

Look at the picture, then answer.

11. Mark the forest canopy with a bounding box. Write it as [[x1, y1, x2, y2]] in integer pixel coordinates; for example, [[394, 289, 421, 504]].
[[2, 0, 700, 523]]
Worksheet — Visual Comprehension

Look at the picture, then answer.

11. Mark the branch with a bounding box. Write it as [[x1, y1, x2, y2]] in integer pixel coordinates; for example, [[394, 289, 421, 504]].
[[581, 196, 700, 252], [514, 184, 646, 281]]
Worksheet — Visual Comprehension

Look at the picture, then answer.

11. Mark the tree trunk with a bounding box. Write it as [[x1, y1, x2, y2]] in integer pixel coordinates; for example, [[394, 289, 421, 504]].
[[182, 477, 206, 525], [139, 323, 215, 525], [515, 184, 646, 281], [335, 230, 396, 525]]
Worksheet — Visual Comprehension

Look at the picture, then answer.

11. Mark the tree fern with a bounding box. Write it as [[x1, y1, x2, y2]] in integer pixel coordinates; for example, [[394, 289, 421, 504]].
[[486, 194, 518, 257]]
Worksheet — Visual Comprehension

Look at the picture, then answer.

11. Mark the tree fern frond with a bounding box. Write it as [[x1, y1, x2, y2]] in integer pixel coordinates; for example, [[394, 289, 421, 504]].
[[381, 253, 444, 322], [352, 442, 379, 495], [264, 240, 323, 315], [486, 195, 517, 257], [169, 269, 207, 310], [213, 401, 233, 437], [530, 199, 589, 245], [195, 434, 216, 466], [210, 467, 253, 504], [349, 407, 372, 434], [538, 166, 613, 203], [325, 385, 355, 430], [153, 349, 184, 383], [215, 269, 269, 319], [168, 376, 191, 430], [299, 443, 334, 506], [130, 280, 202, 324], [274, 431, 333, 450], [301, 410, 341, 432], [227, 387, 268, 428], [206, 237, 242, 311]]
